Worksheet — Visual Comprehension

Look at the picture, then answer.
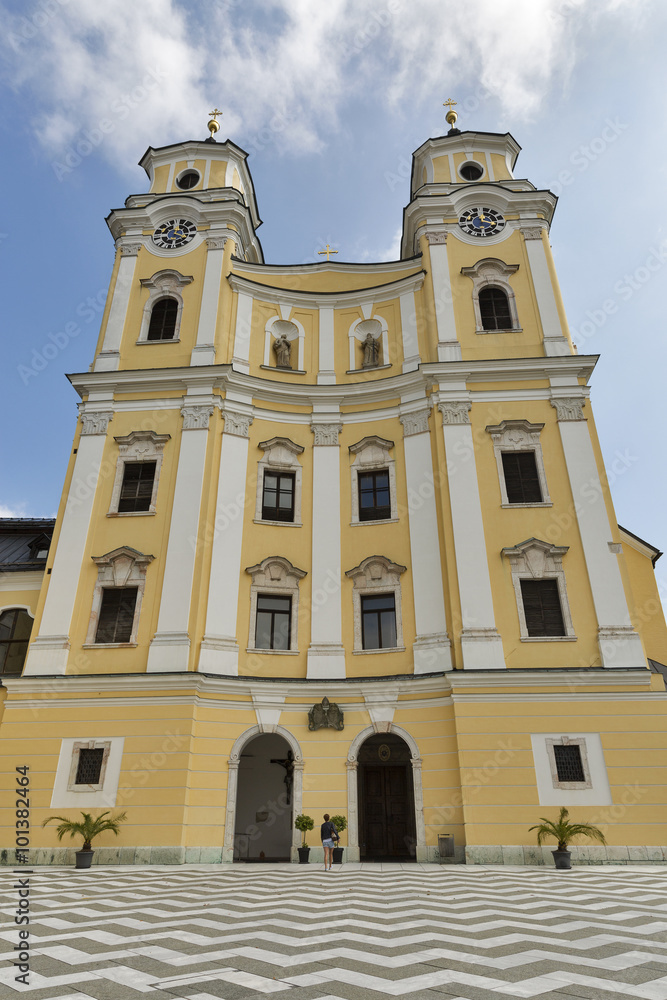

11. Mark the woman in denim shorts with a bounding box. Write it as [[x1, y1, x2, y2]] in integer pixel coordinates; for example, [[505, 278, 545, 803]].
[[320, 813, 339, 870]]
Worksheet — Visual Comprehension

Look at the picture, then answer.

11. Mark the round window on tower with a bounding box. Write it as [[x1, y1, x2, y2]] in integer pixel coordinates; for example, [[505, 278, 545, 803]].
[[176, 169, 201, 190], [459, 161, 484, 182]]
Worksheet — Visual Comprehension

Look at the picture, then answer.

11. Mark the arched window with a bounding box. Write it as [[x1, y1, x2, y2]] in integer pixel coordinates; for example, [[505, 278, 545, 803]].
[[0, 608, 33, 675], [147, 297, 178, 341], [479, 286, 512, 330]]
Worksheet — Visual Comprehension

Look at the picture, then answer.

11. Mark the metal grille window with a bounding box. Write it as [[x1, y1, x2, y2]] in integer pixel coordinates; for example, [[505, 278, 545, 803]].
[[118, 462, 156, 513], [479, 287, 512, 330], [95, 587, 138, 644], [147, 298, 178, 341], [75, 748, 105, 785], [358, 469, 391, 521], [0, 609, 33, 676], [553, 744, 586, 782], [255, 595, 292, 650], [520, 579, 566, 637], [361, 594, 397, 649], [261, 472, 295, 522], [501, 451, 542, 503]]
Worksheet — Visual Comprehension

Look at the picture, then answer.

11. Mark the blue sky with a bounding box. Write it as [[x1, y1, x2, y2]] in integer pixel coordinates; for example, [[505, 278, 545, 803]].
[[0, 0, 665, 596]]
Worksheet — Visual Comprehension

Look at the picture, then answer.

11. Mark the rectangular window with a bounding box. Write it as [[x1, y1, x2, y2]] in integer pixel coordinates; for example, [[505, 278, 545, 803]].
[[520, 579, 565, 637], [255, 594, 292, 650], [75, 747, 105, 785], [361, 594, 397, 649], [118, 461, 156, 513], [95, 587, 138, 644], [553, 744, 586, 783], [501, 452, 542, 503], [358, 470, 391, 521], [261, 472, 295, 522]]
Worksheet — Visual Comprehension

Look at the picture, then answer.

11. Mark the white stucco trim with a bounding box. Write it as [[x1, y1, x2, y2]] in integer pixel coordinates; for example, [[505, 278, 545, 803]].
[[426, 239, 461, 362], [399, 291, 421, 372], [346, 555, 406, 653], [460, 257, 521, 334], [245, 556, 307, 653], [50, 737, 125, 809], [85, 546, 154, 646], [530, 732, 612, 807], [231, 290, 253, 373], [108, 430, 170, 516], [94, 251, 138, 371], [192, 238, 226, 365], [522, 229, 570, 355], [348, 435, 397, 525], [486, 419, 551, 506]]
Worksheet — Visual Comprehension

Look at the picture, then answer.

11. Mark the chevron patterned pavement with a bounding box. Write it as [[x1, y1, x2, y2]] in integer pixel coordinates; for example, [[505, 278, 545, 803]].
[[2, 863, 667, 999]]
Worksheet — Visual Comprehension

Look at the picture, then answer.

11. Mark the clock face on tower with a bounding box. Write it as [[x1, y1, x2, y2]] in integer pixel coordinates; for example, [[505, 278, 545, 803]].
[[152, 219, 197, 250], [458, 207, 505, 238]]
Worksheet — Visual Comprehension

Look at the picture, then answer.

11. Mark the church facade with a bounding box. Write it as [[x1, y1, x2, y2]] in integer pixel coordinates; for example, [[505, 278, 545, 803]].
[[2, 114, 667, 866]]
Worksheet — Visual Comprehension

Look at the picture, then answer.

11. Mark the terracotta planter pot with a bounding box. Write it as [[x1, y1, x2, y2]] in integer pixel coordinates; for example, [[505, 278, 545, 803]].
[[552, 849, 572, 870], [297, 846, 310, 864], [75, 849, 94, 869]]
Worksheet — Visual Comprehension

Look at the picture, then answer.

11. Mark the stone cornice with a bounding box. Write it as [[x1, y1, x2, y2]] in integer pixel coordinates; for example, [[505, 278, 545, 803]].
[[226, 271, 426, 309], [68, 355, 598, 411], [231, 256, 422, 278]]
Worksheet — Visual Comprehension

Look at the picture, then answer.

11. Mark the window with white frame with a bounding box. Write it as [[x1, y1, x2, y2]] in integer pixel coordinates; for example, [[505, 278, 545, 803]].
[[349, 436, 397, 525], [254, 437, 304, 526], [530, 733, 612, 806], [137, 269, 193, 344], [68, 740, 112, 791], [108, 431, 170, 516], [486, 420, 551, 507], [502, 538, 575, 641], [85, 547, 154, 647], [461, 258, 521, 334], [245, 556, 306, 653], [345, 555, 406, 653]]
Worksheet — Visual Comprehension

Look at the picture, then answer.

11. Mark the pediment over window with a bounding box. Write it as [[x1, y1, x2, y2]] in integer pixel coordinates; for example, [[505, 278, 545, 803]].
[[258, 437, 304, 467], [245, 556, 307, 588], [349, 436, 394, 465], [502, 538, 568, 578], [345, 554, 406, 589], [92, 546, 154, 586]]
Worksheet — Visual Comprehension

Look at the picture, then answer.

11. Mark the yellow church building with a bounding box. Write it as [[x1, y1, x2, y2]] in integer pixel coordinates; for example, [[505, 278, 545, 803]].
[[2, 107, 667, 866]]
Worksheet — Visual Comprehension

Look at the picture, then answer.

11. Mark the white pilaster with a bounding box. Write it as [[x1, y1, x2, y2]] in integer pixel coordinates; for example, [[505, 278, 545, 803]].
[[399, 292, 421, 373], [317, 306, 336, 385], [94, 242, 141, 372], [426, 232, 462, 362], [439, 399, 505, 670], [198, 400, 254, 676], [24, 410, 113, 675], [231, 291, 253, 374], [146, 400, 213, 673], [521, 225, 570, 357], [399, 406, 452, 673], [307, 418, 345, 678], [191, 236, 226, 366], [551, 396, 645, 668]]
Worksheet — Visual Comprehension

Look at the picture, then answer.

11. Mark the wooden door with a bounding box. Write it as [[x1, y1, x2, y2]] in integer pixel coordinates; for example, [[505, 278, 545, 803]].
[[361, 764, 412, 859]]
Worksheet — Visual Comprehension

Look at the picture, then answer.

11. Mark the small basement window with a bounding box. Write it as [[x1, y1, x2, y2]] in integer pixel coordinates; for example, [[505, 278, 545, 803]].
[[75, 747, 105, 785], [553, 743, 586, 783]]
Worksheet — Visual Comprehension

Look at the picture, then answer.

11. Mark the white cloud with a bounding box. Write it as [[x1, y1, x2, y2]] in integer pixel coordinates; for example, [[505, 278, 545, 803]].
[[0, 504, 28, 518], [0, 0, 650, 170]]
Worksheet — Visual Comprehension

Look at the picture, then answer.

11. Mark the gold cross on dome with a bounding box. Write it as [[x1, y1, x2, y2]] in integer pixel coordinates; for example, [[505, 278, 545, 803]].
[[443, 98, 457, 113], [318, 244, 338, 261], [209, 108, 223, 119]]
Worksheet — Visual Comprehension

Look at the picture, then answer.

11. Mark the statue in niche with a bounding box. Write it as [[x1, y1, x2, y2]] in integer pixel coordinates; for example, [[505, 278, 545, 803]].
[[362, 332, 380, 368], [308, 696, 344, 731], [273, 333, 292, 369]]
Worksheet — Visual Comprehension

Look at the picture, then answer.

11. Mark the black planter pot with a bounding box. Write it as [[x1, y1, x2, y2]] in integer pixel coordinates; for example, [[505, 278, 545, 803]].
[[332, 846, 344, 864], [75, 849, 94, 869], [552, 849, 572, 870], [297, 846, 310, 864]]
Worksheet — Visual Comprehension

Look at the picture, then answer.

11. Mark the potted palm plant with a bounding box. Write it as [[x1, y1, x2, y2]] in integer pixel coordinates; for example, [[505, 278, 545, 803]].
[[294, 814, 314, 864], [42, 810, 127, 869], [529, 807, 607, 869], [330, 814, 347, 864]]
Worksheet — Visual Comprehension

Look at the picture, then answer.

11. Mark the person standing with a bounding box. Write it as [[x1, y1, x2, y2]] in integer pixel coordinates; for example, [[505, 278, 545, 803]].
[[321, 813, 339, 870]]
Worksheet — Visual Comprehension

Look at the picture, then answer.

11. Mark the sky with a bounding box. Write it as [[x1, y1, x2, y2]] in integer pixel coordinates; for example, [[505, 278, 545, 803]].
[[0, 0, 665, 597]]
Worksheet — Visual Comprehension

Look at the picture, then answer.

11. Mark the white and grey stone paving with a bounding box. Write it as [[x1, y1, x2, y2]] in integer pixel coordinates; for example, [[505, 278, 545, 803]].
[[2, 863, 667, 999]]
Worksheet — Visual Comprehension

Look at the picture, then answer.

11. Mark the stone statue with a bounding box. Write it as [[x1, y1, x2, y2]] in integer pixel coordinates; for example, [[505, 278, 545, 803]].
[[362, 333, 379, 368], [308, 696, 344, 731], [273, 333, 292, 369]]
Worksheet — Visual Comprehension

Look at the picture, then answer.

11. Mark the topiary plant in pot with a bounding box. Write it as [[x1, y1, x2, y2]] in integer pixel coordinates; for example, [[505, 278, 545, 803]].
[[42, 810, 127, 869], [529, 806, 607, 869], [330, 814, 347, 864], [294, 814, 314, 864]]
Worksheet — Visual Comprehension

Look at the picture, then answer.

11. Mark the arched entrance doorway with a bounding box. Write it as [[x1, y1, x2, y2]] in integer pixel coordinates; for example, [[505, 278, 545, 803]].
[[358, 733, 417, 861], [233, 732, 295, 862]]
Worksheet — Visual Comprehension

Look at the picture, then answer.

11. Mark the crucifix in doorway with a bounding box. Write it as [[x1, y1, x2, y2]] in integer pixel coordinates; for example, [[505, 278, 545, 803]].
[[270, 748, 295, 805]]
